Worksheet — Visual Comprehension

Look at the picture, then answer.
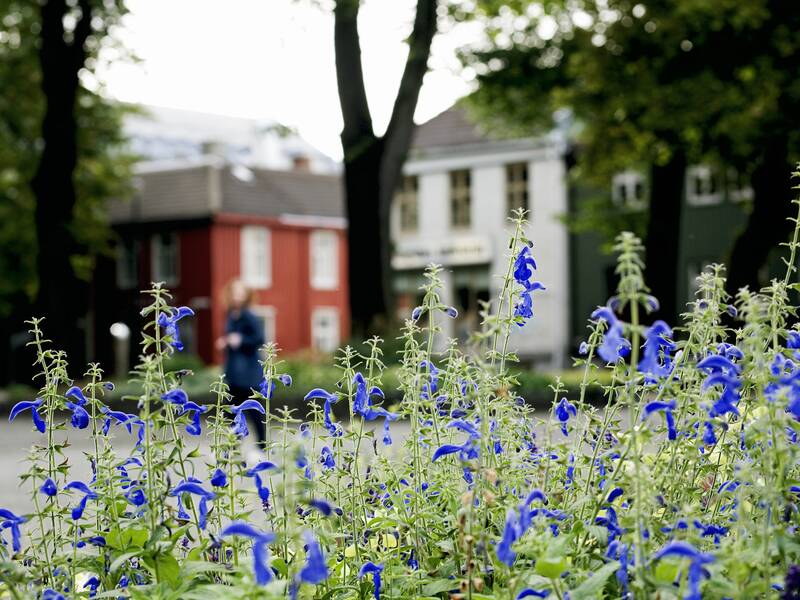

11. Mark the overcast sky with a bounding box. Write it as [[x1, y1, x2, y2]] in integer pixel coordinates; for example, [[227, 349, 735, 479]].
[[99, 0, 482, 159]]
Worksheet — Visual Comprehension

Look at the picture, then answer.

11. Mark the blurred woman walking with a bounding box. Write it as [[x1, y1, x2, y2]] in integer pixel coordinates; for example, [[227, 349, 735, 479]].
[[216, 279, 266, 448]]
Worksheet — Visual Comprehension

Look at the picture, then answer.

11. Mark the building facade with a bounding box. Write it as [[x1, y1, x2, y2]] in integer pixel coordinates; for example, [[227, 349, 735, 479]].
[[392, 108, 571, 367], [95, 157, 348, 370]]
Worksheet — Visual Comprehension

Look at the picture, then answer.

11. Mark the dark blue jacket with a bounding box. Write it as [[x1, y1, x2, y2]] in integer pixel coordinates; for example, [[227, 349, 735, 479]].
[[223, 309, 264, 389]]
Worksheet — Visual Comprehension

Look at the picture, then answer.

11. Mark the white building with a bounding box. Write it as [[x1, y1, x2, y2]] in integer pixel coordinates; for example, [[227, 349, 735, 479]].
[[124, 105, 339, 174], [392, 106, 571, 367]]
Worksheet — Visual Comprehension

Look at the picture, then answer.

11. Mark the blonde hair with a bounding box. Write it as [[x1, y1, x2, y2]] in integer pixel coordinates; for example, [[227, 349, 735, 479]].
[[222, 278, 255, 310]]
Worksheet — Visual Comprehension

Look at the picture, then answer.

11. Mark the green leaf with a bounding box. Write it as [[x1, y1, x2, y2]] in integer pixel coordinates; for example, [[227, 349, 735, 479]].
[[570, 561, 619, 600], [422, 579, 460, 596], [535, 556, 569, 579]]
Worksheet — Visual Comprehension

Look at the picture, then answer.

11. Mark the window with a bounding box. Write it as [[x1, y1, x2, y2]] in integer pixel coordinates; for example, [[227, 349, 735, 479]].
[[310, 230, 339, 290], [252, 306, 276, 344], [240, 226, 271, 289], [117, 238, 139, 289], [396, 175, 418, 232], [726, 168, 753, 203], [151, 232, 179, 286], [686, 165, 722, 206], [506, 163, 529, 214], [612, 171, 647, 210], [450, 169, 471, 227], [311, 308, 340, 353]]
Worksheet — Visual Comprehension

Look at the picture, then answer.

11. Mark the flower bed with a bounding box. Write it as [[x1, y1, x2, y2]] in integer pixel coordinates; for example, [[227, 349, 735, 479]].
[[1, 210, 799, 599]]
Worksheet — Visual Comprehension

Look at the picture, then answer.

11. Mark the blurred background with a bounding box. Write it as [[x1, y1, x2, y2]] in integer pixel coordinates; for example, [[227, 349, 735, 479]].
[[1, 0, 799, 403]]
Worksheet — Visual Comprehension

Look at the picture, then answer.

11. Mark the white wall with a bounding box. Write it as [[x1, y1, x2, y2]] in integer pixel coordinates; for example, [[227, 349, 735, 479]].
[[393, 141, 570, 366]]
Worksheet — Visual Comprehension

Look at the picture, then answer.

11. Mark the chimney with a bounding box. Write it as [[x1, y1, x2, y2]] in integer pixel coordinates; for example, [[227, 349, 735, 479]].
[[292, 154, 311, 172]]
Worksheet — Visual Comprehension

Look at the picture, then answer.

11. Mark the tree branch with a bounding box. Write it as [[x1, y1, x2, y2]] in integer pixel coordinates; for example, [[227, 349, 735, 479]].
[[72, 0, 94, 70], [334, 0, 375, 156], [380, 0, 438, 194]]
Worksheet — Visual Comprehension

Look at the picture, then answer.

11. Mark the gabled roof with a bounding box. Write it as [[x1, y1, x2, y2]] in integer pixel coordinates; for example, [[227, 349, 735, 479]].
[[107, 158, 344, 225], [411, 106, 494, 149]]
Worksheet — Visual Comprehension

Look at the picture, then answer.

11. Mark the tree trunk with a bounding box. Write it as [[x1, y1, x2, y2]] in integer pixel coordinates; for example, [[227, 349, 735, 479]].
[[725, 136, 793, 297], [31, 0, 92, 364], [644, 151, 686, 326]]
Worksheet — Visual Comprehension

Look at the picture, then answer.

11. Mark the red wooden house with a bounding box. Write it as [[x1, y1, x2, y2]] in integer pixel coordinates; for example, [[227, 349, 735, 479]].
[[94, 157, 348, 369]]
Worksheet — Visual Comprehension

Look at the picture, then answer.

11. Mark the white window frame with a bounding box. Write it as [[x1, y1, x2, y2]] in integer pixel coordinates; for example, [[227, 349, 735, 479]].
[[240, 225, 271, 289], [449, 169, 472, 228], [506, 162, 529, 215], [686, 165, 722, 206], [151, 232, 179, 287], [116, 238, 139, 290], [311, 307, 340, 353], [396, 175, 419, 233], [726, 168, 754, 203], [251, 305, 276, 344], [309, 230, 339, 290], [611, 171, 647, 210]]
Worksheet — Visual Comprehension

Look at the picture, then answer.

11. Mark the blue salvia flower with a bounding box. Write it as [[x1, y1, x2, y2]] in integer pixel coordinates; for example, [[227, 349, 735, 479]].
[[260, 373, 292, 400], [9, 398, 46, 433], [210, 468, 228, 488], [698, 354, 742, 417], [642, 399, 677, 440], [652, 542, 715, 600], [63, 386, 90, 429], [352, 373, 399, 439], [41, 590, 66, 600], [101, 407, 144, 448], [638, 320, 675, 382], [565, 453, 575, 488], [230, 399, 266, 438], [595, 506, 623, 542], [162, 389, 207, 435], [419, 360, 440, 399], [64, 481, 98, 520], [298, 530, 328, 584], [220, 522, 276, 585], [702, 421, 717, 445], [40, 478, 57, 497], [693, 520, 728, 544], [82, 575, 100, 597], [308, 499, 333, 516], [358, 561, 384, 600], [512, 245, 545, 326], [555, 397, 577, 436], [157, 306, 194, 351], [411, 306, 423, 321], [496, 508, 520, 566], [591, 306, 631, 363], [170, 480, 215, 530], [606, 540, 630, 598], [246, 461, 278, 503], [0, 508, 26, 552], [320, 446, 335, 470], [516, 589, 550, 599], [304, 388, 342, 437], [432, 419, 480, 462]]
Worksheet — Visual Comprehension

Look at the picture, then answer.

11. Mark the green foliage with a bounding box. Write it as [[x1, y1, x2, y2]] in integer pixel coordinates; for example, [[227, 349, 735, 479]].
[[2, 208, 800, 599], [0, 0, 134, 315]]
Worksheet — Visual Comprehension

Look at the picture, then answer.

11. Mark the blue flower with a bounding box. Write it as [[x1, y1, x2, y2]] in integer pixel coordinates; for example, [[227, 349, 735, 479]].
[[101, 407, 144, 448], [0, 508, 26, 552], [653, 542, 714, 600], [693, 520, 728, 544], [64, 481, 97, 520], [702, 421, 717, 445], [170, 480, 215, 530], [638, 320, 675, 382], [230, 399, 266, 438], [41, 590, 66, 600], [358, 561, 384, 600], [9, 398, 46, 433], [352, 374, 399, 437], [157, 306, 194, 351], [606, 540, 630, 597], [210, 468, 228, 487], [516, 589, 550, 599], [298, 530, 328, 584], [591, 307, 631, 363], [40, 478, 57, 497], [432, 419, 480, 463], [555, 397, 577, 436], [496, 508, 520, 566], [308, 499, 333, 516], [698, 354, 742, 418], [513, 246, 545, 326], [320, 446, 335, 470], [220, 522, 276, 585], [260, 374, 292, 399], [246, 461, 278, 503], [642, 399, 677, 440], [304, 388, 342, 437]]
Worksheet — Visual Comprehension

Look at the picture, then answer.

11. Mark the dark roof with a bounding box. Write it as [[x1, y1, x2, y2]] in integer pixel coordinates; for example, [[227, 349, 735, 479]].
[[108, 161, 344, 224], [411, 106, 489, 149], [222, 167, 343, 219]]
